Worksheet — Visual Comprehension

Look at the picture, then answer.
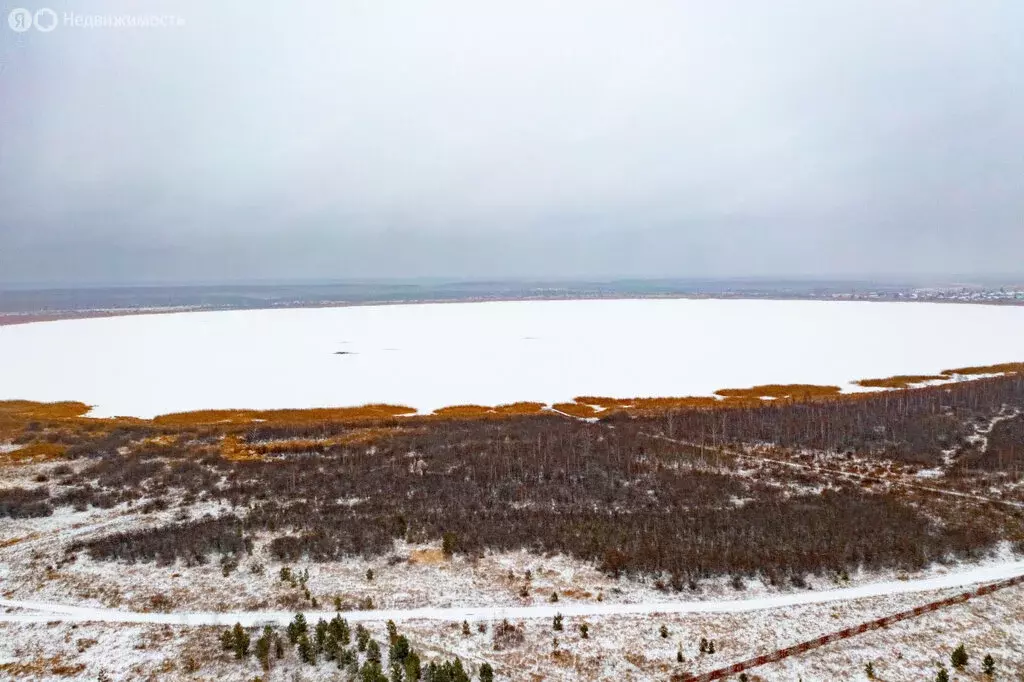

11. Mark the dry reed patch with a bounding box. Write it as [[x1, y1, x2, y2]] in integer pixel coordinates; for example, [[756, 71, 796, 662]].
[[573, 396, 631, 409], [494, 401, 547, 415], [220, 435, 265, 462], [628, 396, 723, 410], [3, 442, 67, 463], [408, 548, 446, 565], [0, 533, 37, 549], [0, 400, 92, 420], [551, 402, 598, 418], [431, 405, 497, 418], [0, 655, 86, 678], [0, 400, 92, 440], [152, 403, 417, 427], [854, 375, 946, 389], [942, 362, 1024, 376], [715, 384, 843, 400]]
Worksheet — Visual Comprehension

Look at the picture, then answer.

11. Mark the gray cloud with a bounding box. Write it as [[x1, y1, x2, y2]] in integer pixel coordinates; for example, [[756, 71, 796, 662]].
[[1, 0, 1022, 284]]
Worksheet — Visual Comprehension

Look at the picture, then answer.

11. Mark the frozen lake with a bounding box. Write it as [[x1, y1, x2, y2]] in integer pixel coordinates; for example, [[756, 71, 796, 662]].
[[2, 299, 1023, 418]]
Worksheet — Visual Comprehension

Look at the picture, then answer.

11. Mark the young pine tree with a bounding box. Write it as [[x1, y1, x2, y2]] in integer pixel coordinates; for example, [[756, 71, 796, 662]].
[[255, 626, 273, 671], [389, 635, 411, 666], [450, 658, 470, 682], [366, 638, 382, 664], [315, 618, 329, 654], [983, 653, 995, 676], [287, 613, 308, 644], [404, 651, 422, 681], [936, 665, 950, 682], [951, 643, 968, 670], [552, 613, 564, 631], [297, 632, 315, 665], [231, 623, 250, 660], [356, 624, 371, 652], [360, 660, 387, 682], [479, 662, 494, 682], [442, 531, 458, 557], [330, 614, 351, 645]]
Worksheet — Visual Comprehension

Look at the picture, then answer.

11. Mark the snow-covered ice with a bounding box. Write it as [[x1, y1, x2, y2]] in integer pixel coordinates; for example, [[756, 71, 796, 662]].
[[2, 299, 1023, 418]]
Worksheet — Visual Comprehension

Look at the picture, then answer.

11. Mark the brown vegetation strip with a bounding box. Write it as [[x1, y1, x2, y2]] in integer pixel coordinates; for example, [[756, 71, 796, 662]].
[[942, 362, 1024, 376], [551, 402, 599, 418], [151, 404, 418, 426], [714, 384, 843, 400], [854, 375, 946, 389]]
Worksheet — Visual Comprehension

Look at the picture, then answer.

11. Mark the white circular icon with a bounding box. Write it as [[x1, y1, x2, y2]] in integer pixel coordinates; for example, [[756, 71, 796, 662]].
[[7, 8, 32, 32], [33, 7, 58, 32]]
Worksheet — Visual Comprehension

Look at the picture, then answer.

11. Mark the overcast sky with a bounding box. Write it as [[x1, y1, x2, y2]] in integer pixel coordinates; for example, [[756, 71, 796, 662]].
[[1, 0, 1021, 285]]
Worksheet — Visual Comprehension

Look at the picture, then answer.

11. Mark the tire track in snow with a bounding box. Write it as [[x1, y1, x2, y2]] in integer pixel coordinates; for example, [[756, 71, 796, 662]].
[[2, 561, 1023, 626]]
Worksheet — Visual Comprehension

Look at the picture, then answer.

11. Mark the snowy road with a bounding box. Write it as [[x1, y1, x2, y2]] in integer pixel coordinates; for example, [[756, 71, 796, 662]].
[[3, 561, 1023, 627]]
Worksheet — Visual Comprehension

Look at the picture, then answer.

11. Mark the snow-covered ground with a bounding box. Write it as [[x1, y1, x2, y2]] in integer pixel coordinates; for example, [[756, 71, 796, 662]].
[[3, 490, 1023, 680], [2, 568, 1022, 681], [2, 299, 1024, 418], [2, 558, 1023, 626]]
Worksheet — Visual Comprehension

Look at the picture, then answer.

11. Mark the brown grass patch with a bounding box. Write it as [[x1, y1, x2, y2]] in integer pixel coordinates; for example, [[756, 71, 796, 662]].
[[628, 396, 723, 410], [0, 534, 37, 549], [715, 384, 843, 400], [573, 396, 631, 408], [551, 402, 598, 418], [0, 656, 86, 678], [428, 403, 548, 419], [430, 405, 496, 418], [493, 401, 547, 415], [152, 403, 417, 427], [0, 400, 92, 420], [942, 362, 1024, 376], [220, 435, 265, 462], [3, 442, 67, 463], [408, 548, 446, 565], [854, 375, 946, 389]]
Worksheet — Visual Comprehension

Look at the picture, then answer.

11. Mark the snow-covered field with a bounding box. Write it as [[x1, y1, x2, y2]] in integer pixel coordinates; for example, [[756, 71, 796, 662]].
[[3, 558, 1023, 626], [2, 299, 1024, 419]]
